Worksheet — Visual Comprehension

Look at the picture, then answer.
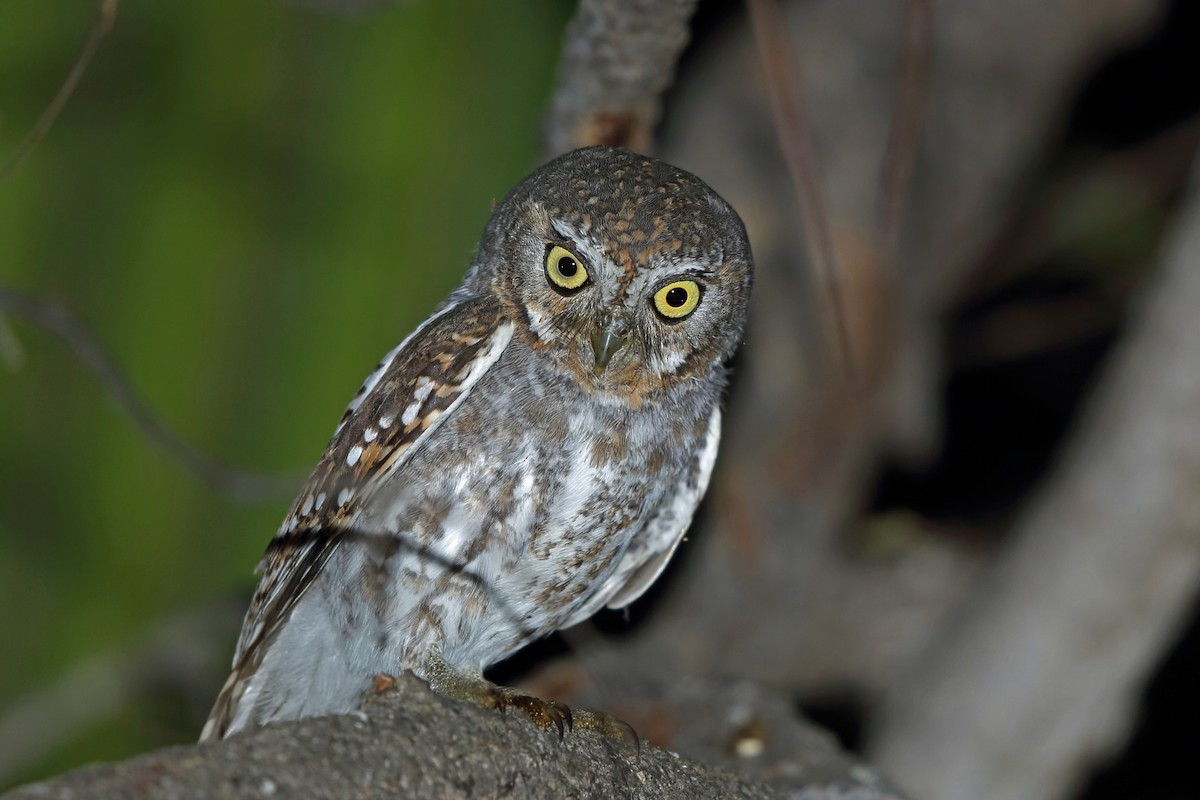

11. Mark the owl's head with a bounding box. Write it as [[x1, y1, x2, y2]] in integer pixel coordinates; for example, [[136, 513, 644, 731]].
[[468, 146, 753, 398]]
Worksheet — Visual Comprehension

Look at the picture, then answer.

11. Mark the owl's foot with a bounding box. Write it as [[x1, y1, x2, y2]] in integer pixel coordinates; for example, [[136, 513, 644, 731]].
[[572, 707, 641, 750], [487, 686, 574, 738], [421, 653, 636, 747], [424, 653, 573, 737]]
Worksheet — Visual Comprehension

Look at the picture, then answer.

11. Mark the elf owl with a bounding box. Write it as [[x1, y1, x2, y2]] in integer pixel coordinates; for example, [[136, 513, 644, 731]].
[[202, 146, 753, 741]]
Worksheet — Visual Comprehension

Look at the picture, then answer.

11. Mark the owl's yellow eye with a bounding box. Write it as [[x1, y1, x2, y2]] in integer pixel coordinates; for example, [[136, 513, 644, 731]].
[[545, 245, 589, 293], [652, 279, 702, 320]]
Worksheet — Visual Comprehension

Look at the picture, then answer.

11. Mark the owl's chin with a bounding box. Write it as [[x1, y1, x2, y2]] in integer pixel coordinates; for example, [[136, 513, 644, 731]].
[[560, 357, 690, 407]]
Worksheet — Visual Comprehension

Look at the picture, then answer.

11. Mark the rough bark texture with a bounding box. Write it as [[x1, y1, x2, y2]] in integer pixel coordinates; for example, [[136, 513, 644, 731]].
[[542, 0, 699, 157], [3, 675, 904, 800]]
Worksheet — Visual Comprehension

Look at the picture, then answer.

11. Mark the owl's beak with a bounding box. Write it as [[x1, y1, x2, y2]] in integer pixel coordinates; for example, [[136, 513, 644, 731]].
[[590, 325, 627, 374]]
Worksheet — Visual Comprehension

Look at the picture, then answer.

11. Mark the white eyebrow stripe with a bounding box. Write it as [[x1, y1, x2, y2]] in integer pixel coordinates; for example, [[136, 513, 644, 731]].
[[547, 219, 607, 268], [549, 218, 587, 241]]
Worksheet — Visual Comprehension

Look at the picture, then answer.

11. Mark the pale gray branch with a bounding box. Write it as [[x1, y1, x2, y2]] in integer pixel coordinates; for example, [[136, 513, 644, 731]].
[[870, 154, 1200, 800]]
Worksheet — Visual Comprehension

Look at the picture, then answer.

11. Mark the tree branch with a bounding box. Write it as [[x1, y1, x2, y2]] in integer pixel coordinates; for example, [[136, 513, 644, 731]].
[[3, 675, 905, 800], [746, 0, 855, 381], [0, 0, 118, 185], [0, 288, 301, 502], [542, 0, 699, 157], [870, 153, 1200, 800]]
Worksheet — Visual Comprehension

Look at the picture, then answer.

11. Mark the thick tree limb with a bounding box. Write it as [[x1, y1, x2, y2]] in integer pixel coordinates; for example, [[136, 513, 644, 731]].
[[870, 155, 1200, 800], [3, 675, 904, 800]]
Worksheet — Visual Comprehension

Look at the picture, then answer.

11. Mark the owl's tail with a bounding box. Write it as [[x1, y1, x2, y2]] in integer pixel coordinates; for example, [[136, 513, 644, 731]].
[[199, 668, 250, 742]]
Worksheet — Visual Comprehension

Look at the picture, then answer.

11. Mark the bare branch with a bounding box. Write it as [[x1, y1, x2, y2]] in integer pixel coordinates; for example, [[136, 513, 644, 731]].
[[0, 288, 300, 502], [0, 0, 118, 185], [542, 0, 700, 158], [746, 0, 856, 384], [878, 0, 933, 268], [871, 155, 1200, 800]]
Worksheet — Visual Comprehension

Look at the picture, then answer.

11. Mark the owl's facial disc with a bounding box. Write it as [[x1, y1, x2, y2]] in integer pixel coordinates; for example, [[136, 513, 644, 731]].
[[525, 225, 723, 385], [474, 147, 753, 392]]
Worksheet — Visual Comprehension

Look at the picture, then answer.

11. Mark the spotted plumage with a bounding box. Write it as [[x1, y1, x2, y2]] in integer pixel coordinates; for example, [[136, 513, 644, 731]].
[[202, 146, 753, 741]]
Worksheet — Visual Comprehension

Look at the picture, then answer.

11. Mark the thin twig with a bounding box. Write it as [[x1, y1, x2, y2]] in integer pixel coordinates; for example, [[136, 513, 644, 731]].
[[0, 287, 300, 502], [0, 0, 119, 185], [879, 0, 933, 267], [745, 0, 856, 385]]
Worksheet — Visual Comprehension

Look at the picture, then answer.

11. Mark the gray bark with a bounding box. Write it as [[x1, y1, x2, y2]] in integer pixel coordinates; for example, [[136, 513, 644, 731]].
[[3, 675, 904, 800]]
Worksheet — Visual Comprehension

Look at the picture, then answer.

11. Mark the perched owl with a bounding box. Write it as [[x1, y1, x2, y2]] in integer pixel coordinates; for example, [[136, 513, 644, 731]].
[[201, 146, 753, 741]]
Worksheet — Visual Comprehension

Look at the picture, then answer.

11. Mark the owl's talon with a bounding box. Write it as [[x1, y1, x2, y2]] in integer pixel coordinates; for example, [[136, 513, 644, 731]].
[[505, 692, 573, 739], [424, 653, 579, 739], [573, 707, 641, 751], [459, 685, 637, 748]]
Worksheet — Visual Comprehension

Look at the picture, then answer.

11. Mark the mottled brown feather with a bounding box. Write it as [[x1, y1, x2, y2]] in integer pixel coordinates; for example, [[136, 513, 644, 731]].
[[202, 297, 511, 740]]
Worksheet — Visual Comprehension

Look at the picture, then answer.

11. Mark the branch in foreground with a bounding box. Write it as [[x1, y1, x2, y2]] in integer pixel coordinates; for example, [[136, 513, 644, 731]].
[[5, 675, 904, 800]]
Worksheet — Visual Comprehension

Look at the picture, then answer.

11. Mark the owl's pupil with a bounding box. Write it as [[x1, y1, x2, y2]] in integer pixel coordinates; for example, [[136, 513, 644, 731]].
[[557, 257, 578, 277], [665, 287, 688, 307]]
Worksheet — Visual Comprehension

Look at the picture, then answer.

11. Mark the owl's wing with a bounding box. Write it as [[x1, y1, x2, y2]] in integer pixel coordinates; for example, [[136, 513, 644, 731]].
[[201, 296, 514, 740], [598, 404, 723, 613]]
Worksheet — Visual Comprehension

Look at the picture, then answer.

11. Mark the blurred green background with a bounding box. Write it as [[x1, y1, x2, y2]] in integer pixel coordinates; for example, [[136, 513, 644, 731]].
[[0, 0, 572, 787]]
